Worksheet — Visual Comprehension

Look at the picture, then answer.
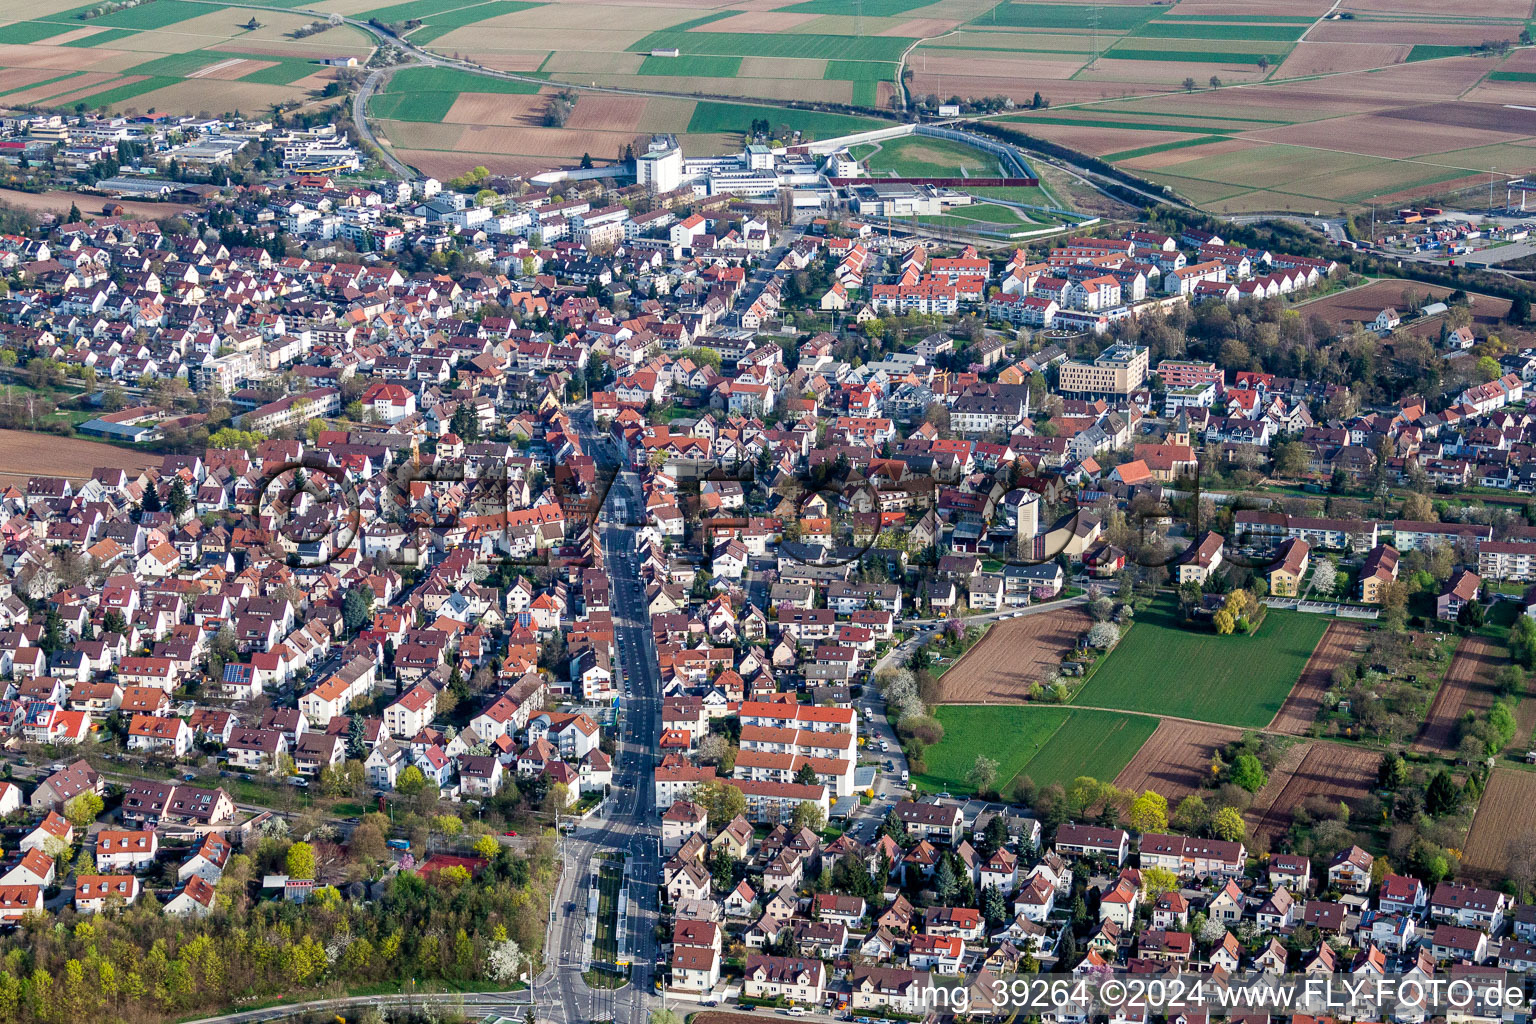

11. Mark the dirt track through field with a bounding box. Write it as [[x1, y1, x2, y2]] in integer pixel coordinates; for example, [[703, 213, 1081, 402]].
[[938, 607, 1090, 703], [1463, 768, 1536, 879], [1268, 620, 1366, 734], [1114, 719, 1242, 803], [1413, 636, 1502, 756], [1246, 741, 1378, 839]]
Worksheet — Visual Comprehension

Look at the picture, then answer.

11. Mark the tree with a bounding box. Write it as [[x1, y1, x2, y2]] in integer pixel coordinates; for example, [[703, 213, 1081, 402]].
[[934, 857, 958, 904], [1128, 790, 1168, 834], [1272, 440, 1310, 478], [794, 763, 818, 786], [67, 202, 82, 223], [1311, 560, 1337, 597], [1208, 75, 1221, 89], [1257, 55, 1269, 73], [967, 754, 999, 794], [1183, 77, 1197, 92], [342, 586, 374, 633], [63, 792, 103, 829], [693, 778, 747, 824], [1142, 866, 1179, 897], [348, 820, 387, 862], [1510, 294, 1531, 326], [474, 834, 500, 860], [791, 800, 826, 833], [1211, 806, 1246, 842], [1087, 622, 1120, 649], [396, 765, 427, 796], [1476, 356, 1502, 383], [1172, 794, 1208, 833], [879, 807, 908, 844], [1426, 769, 1460, 816], [1230, 754, 1268, 793], [286, 841, 316, 879], [486, 937, 523, 984], [1066, 776, 1103, 816], [981, 883, 1009, 925], [1377, 752, 1408, 789], [166, 479, 190, 517]]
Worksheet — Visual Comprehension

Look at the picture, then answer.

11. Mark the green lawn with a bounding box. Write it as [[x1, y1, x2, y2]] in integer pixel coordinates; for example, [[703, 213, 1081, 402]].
[[1072, 597, 1330, 728], [915, 706, 1156, 794], [863, 134, 1003, 177], [916, 201, 1033, 225]]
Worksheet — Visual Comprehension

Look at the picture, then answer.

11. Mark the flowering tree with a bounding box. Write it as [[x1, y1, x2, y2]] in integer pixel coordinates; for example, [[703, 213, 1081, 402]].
[[486, 938, 524, 984]]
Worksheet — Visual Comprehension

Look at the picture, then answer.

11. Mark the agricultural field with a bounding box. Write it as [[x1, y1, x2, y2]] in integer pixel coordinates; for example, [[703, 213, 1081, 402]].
[[915, 705, 1158, 795], [1072, 598, 1331, 729], [1412, 636, 1505, 756], [1113, 719, 1243, 804], [936, 606, 1090, 703], [0, 428, 157, 487], [1268, 620, 1368, 734], [1462, 768, 1536, 879], [0, 1, 375, 114], [1296, 279, 1516, 339], [1245, 740, 1380, 839], [890, 0, 1536, 213]]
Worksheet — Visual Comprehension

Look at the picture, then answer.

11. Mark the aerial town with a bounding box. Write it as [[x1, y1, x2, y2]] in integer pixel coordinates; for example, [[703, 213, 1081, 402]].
[[1, 5, 1536, 1024]]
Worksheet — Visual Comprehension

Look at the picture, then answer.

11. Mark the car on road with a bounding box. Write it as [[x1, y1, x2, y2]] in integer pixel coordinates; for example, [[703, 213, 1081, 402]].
[[503, 830, 519, 837]]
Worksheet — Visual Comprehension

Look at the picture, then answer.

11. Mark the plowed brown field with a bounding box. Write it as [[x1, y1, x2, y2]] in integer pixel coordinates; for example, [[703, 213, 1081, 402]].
[[938, 606, 1090, 703], [1269, 620, 1366, 734], [1247, 741, 1378, 839], [0, 428, 157, 485], [1114, 719, 1242, 803], [1413, 636, 1502, 756], [1463, 768, 1536, 879]]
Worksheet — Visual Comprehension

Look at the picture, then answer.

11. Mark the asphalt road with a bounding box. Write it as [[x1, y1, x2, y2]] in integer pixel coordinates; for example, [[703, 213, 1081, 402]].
[[523, 416, 666, 1024]]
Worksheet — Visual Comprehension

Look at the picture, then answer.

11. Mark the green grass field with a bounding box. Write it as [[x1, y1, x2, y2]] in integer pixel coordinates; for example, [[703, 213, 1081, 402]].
[[631, 27, 910, 62], [1130, 22, 1308, 41], [974, 2, 1161, 30], [686, 100, 883, 138], [1489, 70, 1536, 81], [370, 65, 539, 121], [638, 55, 743, 77], [915, 706, 1157, 795], [863, 135, 1003, 177], [917, 201, 1032, 225], [1072, 598, 1330, 728]]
